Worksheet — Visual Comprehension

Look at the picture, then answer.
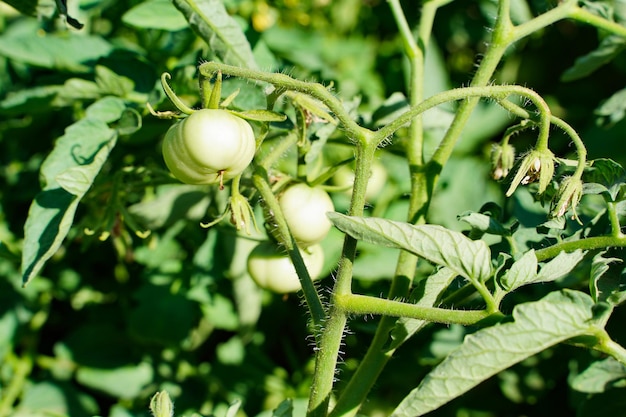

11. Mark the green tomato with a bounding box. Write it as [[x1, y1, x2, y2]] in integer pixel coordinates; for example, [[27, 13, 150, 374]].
[[278, 183, 335, 247], [333, 160, 388, 201], [162, 109, 256, 185], [247, 242, 324, 293]]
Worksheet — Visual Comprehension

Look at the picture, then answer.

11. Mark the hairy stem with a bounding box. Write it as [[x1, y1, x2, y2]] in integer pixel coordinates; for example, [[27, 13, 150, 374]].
[[198, 62, 369, 142], [329, 2, 446, 416], [308, 141, 377, 417], [336, 294, 496, 325], [252, 168, 325, 326]]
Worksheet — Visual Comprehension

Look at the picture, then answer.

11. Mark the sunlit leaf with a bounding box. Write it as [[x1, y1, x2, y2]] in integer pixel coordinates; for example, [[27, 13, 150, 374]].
[[328, 212, 492, 282], [0, 29, 112, 72], [122, 0, 188, 31], [76, 362, 153, 399], [391, 290, 596, 417], [499, 249, 537, 291], [536, 250, 586, 283], [173, 0, 258, 68], [21, 100, 121, 285]]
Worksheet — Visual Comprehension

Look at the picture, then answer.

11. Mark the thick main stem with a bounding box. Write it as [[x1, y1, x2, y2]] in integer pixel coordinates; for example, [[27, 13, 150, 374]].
[[307, 140, 377, 417]]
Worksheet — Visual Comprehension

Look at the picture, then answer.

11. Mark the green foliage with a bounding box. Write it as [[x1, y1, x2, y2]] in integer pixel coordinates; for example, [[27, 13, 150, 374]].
[[3, 1, 626, 417]]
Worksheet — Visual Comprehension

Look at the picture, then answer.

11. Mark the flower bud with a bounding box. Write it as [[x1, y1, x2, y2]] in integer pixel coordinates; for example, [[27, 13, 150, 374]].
[[229, 193, 258, 235], [491, 143, 515, 180], [550, 176, 583, 222], [150, 391, 174, 417], [506, 148, 555, 196]]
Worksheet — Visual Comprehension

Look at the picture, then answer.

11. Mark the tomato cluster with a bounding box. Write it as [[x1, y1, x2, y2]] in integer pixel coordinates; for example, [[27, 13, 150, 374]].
[[247, 183, 334, 293]]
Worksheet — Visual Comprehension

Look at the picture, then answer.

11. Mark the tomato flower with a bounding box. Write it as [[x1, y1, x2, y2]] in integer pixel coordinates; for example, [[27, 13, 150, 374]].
[[506, 148, 555, 196], [550, 175, 583, 222]]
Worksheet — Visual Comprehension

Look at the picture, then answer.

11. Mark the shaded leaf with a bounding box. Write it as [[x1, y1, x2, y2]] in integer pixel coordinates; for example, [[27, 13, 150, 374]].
[[272, 399, 294, 417], [328, 212, 492, 282], [577, 388, 626, 417], [391, 290, 596, 417], [122, 0, 188, 31], [458, 210, 510, 236], [0, 85, 61, 115], [76, 362, 153, 399], [561, 36, 626, 82], [173, 0, 257, 68], [388, 267, 458, 350], [582, 158, 626, 201], [595, 87, 626, 127], [590, 251, 626, 305], [571, 357, 626, 393], [129, 285, 200, 345]]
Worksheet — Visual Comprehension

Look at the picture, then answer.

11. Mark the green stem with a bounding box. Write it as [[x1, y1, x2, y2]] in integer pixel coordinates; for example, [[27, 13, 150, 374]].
[[606, 202, 624, 238], [335, 294, 495, 325], [160, 73, 194, 115], [568, 6, 626, 38], [547, 116, 587, 179], [535, 235, 626, 262], [251, 168, 325, 326], [594, 331, 626, 367], [307, 141, 376, 417], [198, 62, 368, 142], [376, 85, 551, 145], [329, 3, 446, 416], [0, 354, 32, 417], [512, 0, 577, 41]]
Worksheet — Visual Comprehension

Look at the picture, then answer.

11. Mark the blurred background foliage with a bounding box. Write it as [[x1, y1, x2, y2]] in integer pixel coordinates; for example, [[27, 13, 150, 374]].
[[1, 0, 626, 416]]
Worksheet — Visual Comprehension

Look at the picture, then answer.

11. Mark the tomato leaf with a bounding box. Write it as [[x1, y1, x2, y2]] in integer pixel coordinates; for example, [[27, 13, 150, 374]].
[[122, 0, 188, 31], [561, 35, 626, 82], [21, 100, 121, 286], [328, 212, 492, 283], [498, 249, 537, 291], [230, 109, 286, 122], [391, 290, 597, 417], [571, 357, 626, 394], [76, 362, 153, 399], [172, 0, 258, 69], [595, 87, 626, 127], [0, 21, 112, 71], [590, 251, 626, 306]]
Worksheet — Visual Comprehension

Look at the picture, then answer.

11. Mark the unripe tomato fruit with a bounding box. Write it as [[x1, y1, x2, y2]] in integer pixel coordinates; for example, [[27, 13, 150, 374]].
[[162, 109, 256, 185], [247, 242, 324, 293], [278, 184, 334, 247], [333, 160, 388, 201]]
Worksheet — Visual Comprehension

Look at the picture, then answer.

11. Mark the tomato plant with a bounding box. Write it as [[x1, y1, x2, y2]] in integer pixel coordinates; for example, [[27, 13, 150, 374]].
[[162, 109, 256, 185], [247, 241, 324, 293], [5, 1, 626, 417]]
